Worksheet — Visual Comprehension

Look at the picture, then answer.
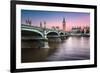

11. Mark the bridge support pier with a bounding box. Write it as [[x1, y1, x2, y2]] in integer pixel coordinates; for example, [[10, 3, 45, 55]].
[[42, 30, 49, 48], [55, 38, 61, 42], [43, 40, 49, 48]]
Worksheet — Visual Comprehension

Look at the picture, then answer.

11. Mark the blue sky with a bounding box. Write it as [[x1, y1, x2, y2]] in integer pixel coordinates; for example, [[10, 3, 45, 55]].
[[21, 10, 90, 31]]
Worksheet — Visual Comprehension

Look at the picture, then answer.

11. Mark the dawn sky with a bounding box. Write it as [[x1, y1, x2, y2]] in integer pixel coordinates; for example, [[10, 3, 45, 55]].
[[21, 10, 90, 31]]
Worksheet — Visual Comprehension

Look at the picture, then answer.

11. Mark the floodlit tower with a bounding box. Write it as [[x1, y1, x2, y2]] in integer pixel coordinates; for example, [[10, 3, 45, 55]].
[[63, 18, 66, 31], [40, 22, 42, 28], [26, 18, 31, 26], [44, 21, 46, 29]]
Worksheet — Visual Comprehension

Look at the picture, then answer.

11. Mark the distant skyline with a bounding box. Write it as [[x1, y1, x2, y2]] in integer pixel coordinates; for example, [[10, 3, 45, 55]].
[[21, 10, 90, 31]]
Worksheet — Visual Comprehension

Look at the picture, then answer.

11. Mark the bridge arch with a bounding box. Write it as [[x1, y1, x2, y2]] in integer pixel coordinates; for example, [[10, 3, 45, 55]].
[[21, 28, 44, 37], [46, 31, 59, 35], [46, 31, 60, 38], [59, 32, 65, 36]]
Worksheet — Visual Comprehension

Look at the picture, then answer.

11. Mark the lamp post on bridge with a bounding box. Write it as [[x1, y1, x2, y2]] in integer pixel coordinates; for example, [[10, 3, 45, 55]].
[[42, 21, 49, 48], [44, 21, 47, 39]]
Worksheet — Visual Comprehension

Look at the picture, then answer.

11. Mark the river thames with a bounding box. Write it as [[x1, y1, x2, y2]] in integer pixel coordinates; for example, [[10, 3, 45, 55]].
[[21, 36, 90, 63]]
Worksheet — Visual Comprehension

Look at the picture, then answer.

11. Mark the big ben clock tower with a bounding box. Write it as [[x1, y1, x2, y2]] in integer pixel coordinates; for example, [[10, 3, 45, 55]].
[[63, 18, 66, 31]]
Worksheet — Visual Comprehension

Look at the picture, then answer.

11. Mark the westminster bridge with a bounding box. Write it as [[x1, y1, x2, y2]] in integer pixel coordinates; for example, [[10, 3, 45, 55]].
[[21, 24, 89, 49]]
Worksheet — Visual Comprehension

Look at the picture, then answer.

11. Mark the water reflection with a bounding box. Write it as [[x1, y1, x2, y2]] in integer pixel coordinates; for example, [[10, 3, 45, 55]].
[[46, 37, 90, 61], [21, 37, 90, 63]]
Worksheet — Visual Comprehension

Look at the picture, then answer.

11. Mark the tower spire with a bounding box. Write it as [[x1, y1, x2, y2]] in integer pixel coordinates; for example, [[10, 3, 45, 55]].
[[40, 21, 42, 28], [44, 21, 46, 29], [63, 18, 66, 31]]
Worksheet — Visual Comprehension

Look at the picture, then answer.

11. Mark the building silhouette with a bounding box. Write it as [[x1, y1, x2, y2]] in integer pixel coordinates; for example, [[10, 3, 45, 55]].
[[71, 27, 81, 33], [40, 22, 42, 28], [62, 18, 66, 31], [44, 21, 46, 29], [25, 18, 32, 26]]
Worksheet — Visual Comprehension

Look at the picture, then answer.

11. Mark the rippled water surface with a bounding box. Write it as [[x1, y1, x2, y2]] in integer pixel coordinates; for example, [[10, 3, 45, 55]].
[[21, 37, 90, 63]]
